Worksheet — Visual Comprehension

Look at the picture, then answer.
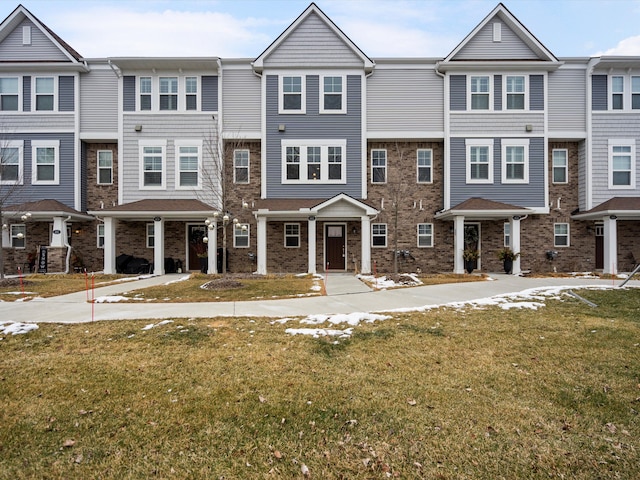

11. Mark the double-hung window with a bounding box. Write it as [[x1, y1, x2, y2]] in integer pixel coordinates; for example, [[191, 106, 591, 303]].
[[417, 223, 433, 248], [608, 139, 635, 189], [611, 76, 624, 110], [505, 75, 525, 110], [282, 140, 346, 183], [285, 223, 300, 248], [139, 77, 152, 110], [470, 76, 490, 110], [552, 149, 568, 184], [0, 141, 23, 184], [502, 139, 529, 184], [139, 140, 166, 189], [280, 76, 304, 113], [159, 77, 178, 110], [372, 223, 387, 248], [504, 223, 510, 247], [554, 223, 569, 247], [234, 149, 250, 183], [234, 224, 250, 248], [327, 146, 342, 180], [466, 139, 493, 183], [371, 149, 387, 184], [97, 150, 113, 185], [146, 223, 155, 248], [175, 141, 201, 188], [185, 76, 198, 110], [321, 75, 345, 113], [0, 77, 19, 111], [632, 76, 640, 110], [417, 149, 432, 183], [97, 224, 105, 248], [11, 224, 26, 249], [32, 140, 59, 185], [285, 146, 300, 180], [307, 146, 321, 180], [35, 77, 55, 111]]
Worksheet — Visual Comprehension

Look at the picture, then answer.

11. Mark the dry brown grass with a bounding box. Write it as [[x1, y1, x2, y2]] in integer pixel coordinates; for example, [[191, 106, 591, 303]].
[[0, 274, 134, 302]]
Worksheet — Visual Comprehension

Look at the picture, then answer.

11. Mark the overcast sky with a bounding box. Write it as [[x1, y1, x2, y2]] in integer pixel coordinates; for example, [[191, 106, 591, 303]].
[[11, 0, 640, 59]]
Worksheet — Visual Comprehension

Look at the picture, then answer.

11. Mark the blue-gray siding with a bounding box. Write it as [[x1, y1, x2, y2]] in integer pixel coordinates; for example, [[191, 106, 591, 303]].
[[450, 75, 466, 111], [494, 75, 502, 110], [22, 76, 31, 111], [449, 136, 545, 208], [201, 75, 218, 111], [59, 76, 74, 112], [265, 74, 362, 198], [592, 75, 607, 111], [530, 75, 543, 110], [123, 76, 136, 112]]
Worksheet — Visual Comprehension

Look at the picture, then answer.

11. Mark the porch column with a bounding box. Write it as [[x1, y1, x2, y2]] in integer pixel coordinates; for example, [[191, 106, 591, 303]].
[[206, 218, 217, 274], [103, 217, 116, 274], [603, 215, 618, 274], [360, 215, 371, 274], [153, 217, 165, 275], [307, 216, 317, 274], [509, 216, 522, 275], [453, 215, 465, 274], [256, 216, 267, 275], [50, 216, 68, 247]]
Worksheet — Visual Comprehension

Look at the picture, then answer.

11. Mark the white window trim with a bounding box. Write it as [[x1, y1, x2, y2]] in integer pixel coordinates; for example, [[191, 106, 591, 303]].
[[504, 222, 510, 247], [96, 149, 113, 185], [467, 75, 492, 111], [137, 76, 202, 112], [371, 223, 387, 248], [138, 76, 152, 111], [501, 138, 529, 184], [32, 75, 58, 112], [554, 223, 570, 248], [417, 223, 434, 248], [139, 139, 167, 190], [319, 74, 346, 114], [416, 148, 433, 184], [97, 224, 105, 249], [552, 148, 568, 184], [284, 223, 300, 248], [10, 224, 26, 249], [503, 74, 529, 111], [1, 140, 24, 185], [159, 76, 178, 111], [174, 139, 202, 190], [184, 76, 200, 111], [608, 138, 636, 189], [31, 139, 60, 185], [0, 76, 22, 112], [465, 138, 494, 184], [609, 75, 625, 111], [371, 148, 387, 184], [234, 149, 250, 184], [279, 74, 306, 114], [281, 139, 346, 184], [234, 223, 250, 248], [146, 223, 155, 248]]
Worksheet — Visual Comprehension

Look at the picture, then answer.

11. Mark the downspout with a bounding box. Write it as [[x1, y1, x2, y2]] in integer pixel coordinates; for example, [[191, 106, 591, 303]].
[[585, 57, 600, 211]]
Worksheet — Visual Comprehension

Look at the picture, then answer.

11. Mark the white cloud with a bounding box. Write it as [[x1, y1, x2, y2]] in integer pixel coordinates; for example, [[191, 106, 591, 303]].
[[598, 35, 640, 56]]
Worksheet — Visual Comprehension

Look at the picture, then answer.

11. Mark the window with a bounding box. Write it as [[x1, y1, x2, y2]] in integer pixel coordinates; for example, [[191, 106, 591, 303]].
[[0, 77, 19, 111], [502, 140, 529, 184], [177, 145, 200, 188], [285, 223, 300, 248], [32, 140, 59, 185], [417, 223, 433, 248], [97, 150, 113, 185], [505, 75, 526, 110], [552, 149, 568, 184], [97, 224, 105, 249], [504, 223, 510, 247], [321, 76, 345, 113], [633, 76, 640, 109], [185, 76, 198, 110], [146, 223, 155, 248], [234, 149, 250, 183], [159, 77, 178, 110], [35, 77, 54, 111], [371, 149, 387, 184], [234, 224, 250, 248], [11, 224, 26, 249], [280, 76, 304, 113], [0, 141, 23, 184], [139, 141, 165, 189], [417, 149, 432, 183], [611, 76, 624, 110], [466, 139, 493, 183], [608, 139, 636, 189], [470, 76, 490, 110], [372, 223, 387, 247], [554, 223, 569, 247], [139, 77, 152, 110], [282, 140, 346, 183]]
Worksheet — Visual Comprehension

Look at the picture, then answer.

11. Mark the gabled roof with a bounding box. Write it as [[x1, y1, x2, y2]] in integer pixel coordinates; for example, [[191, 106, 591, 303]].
[[572, 197, 640, 220], [438, 3, 560, 72], [435, 197, 532, 220], [4, 199, 93, 221], [255, 194, 378, 218], [252, 2, 374, 73]]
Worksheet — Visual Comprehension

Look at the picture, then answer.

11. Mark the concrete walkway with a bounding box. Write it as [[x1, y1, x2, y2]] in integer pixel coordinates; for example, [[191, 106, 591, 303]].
[[1, 273, 638, 324]]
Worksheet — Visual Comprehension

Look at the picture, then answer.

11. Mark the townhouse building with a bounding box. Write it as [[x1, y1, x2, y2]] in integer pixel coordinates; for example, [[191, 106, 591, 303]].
[[1, 2, 638, 277]]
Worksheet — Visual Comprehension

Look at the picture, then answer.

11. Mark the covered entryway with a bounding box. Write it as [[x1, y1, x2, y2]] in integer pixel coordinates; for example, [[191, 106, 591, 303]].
[[187, 224, 207, 271], [325, 224, 346, 270]]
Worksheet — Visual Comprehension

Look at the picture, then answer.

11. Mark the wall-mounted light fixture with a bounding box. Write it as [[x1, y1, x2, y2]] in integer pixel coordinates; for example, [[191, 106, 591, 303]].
[[525, 124, 533, 132], [278, 124, 286, 132], [134, 125, 143, 132]]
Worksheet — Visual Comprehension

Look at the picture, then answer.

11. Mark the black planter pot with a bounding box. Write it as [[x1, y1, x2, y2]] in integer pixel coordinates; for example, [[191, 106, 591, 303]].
[[199, 256, 208, 274], [503, 258, 513, 274], [465, 260, 475, 274]]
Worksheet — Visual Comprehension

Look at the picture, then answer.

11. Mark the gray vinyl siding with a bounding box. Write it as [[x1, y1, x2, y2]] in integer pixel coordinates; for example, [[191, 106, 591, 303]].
[[530, 75, 543, 110], [201, 76, 218, 112], [592, 75, 608, 111], [123, 76, 136, 112], [265, 74, 362, 198], [548, 68, 586, 132], [449, 136, 545, 208], [450, 75, 466, 111], [366, 68, 443, 133], [450, 112, 544, 135], [58, 76, 74, 112], [0, 19, 71, 62], [121, 114, 217, 203], [591, 114, 640, 206], [222, 68, 261, 134], [494, 75, 502, 110], [264, 12, 364, 68], [80, 67, 118, 133], [22, 76, 31, 111], [0, 113, 75, 130], [578, 140, 587, 211], [453, 18, 541, 60]]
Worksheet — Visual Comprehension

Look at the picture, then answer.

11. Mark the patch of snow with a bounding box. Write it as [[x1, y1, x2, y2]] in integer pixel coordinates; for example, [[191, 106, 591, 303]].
[[2, 291, 37, 295], [283, 312, 391, 339], [164, 275, 191, 285], [285, 327, 354, 338], [93, 295, 128, 303], [142, 320, 174, 330], [0, 321, 39, 335]]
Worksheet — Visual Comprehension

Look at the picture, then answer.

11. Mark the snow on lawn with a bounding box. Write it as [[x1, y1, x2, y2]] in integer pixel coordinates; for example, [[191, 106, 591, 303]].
[[357, 273, 422, 289], [283, 312, 391, 340], [93, 295, 144, 303], [0, 321, 39, 335], [142, 320, 174, 330], [164, 275, 191, 285]]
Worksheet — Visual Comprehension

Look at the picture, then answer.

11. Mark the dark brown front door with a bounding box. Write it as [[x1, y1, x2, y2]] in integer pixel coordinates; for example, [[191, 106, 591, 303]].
[[188, 225, 207, 271], [595, 225, 604, 270], [325, 225, 345, 270]]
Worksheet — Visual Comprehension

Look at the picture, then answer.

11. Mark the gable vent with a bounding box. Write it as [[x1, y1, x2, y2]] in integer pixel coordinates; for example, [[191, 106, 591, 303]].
[[493, 22, 501, 42], [22, 26, 31, 45]]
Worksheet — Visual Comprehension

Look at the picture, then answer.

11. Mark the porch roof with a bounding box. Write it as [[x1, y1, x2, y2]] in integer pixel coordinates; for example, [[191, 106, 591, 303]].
[[435, 197, 532, 220], [572, 197, 640, 220], [254, 194, 378, 220], [88, 199, 217, 221], [4, 199, 93, 221]]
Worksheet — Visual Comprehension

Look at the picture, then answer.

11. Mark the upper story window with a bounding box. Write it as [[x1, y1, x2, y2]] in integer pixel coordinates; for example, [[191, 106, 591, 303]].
[[417, 149, 432, 183], [371, 149, 387, 184], [159, 77, 178, 111], [0, 141, 23, 185], [320, 76, 345, 113], [632, 76, 640, 109], [175, 141, 201, 188], [552, 149, 568, 184], [505, 75, 526, 110], [234, 149, 250, 184], [608, 139, 636, 189], [280, 76, 305, 113], [282, 140, 346, 184], [502, 139, 529, 184], [470, 76, 490, 110], [466, 139, 493, 184], [97, 150, 113, 185], [185, 76, 198, 111], [139, 77, 152, 111], [0, 77, 19, 111], [35, 77, 55, 111], [611, 76, 624, 110], [31, 140, 59, 185], [139, 140, 166, 189]]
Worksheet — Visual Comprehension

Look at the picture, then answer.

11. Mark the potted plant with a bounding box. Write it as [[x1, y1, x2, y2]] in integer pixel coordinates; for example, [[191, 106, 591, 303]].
[[497, 247, 520, 274], [462, 248, 480, 273]]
